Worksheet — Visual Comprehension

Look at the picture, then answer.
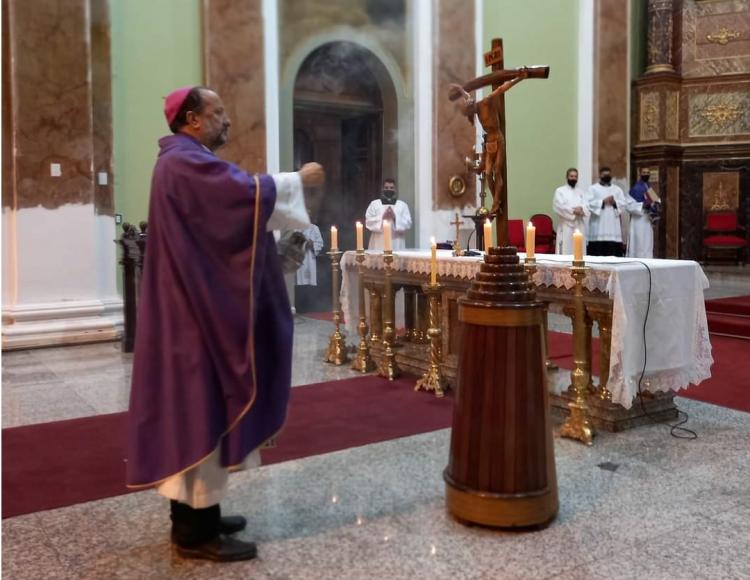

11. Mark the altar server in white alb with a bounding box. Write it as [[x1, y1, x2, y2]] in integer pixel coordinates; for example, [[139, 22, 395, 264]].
[[553, 167, 590, 254], [365, 178, 412, 250], [585, 166, 627, 257], [295, 222, 324, 286], [625, 168, 660, 258]]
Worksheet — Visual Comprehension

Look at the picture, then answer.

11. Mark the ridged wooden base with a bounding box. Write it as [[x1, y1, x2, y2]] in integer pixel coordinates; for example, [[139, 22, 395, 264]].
[[445, 473, 558, 529]]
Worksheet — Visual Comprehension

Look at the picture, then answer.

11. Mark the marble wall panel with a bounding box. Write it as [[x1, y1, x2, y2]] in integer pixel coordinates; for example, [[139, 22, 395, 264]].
[[686, 86, 750, 138], [665, 89, 680, 140], [5, 0, 95, 209], [595, 0, 629, 177], [682, 0, 750, 77], [639, 91, 662, 142], [703, 171, 740, 210], [90, 0, 113, 216], [433, 0, 475, 210], [202, 0, 266, 171], [2, 0, 14, 210]]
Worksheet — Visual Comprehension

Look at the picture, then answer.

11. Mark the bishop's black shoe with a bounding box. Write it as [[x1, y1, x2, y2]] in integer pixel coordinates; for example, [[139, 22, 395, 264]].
[[175, 535, 258, 562], [219, 515, 247, 535]]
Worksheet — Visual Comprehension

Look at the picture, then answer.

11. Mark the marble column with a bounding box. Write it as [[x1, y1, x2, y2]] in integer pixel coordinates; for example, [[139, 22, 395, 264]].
[[433, 0, 476, 211], [202, 0, 266, 171], [593, 0, 630, 181], [646, 0, 676, 74], [2, 0, 122, 349]]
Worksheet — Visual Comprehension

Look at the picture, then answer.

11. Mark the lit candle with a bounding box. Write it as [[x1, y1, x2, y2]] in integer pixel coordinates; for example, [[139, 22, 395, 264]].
[[383, 220, 392, 252], [331, 225, 338, 251], [573, 228, 584, 261], [356, 221, 364, 251], [430, 236, 437, 285], [526, 222, 536, 259], [483, 219, 492, 252]]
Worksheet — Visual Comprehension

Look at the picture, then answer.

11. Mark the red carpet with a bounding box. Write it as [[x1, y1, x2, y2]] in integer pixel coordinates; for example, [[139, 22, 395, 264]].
[[705, 295, 750, 339], [2, 375, 451, 519], [551, 330, 750, 413], [679, 334, 750, 413], [706, 295, 750, 317]]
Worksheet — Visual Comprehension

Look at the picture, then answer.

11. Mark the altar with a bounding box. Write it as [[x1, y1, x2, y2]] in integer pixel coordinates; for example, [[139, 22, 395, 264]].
[[340, 250, 713, 431]]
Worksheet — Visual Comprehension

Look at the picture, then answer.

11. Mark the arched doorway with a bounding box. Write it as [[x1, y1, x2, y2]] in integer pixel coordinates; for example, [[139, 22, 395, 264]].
[[292, 41, 397, 313]]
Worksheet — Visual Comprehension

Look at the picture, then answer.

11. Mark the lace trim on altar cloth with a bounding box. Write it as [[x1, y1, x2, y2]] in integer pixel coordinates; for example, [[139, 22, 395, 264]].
[[340, 251, 714, 410]]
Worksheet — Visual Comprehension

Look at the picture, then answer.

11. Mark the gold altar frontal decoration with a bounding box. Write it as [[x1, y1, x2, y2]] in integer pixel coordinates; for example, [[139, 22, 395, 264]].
[[351, 255, 679, 432]]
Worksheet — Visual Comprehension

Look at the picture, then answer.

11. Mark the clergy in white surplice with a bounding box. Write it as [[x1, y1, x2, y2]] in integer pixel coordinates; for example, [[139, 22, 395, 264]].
[[553, 168, 590, 254], [295, 223, 324, 286], [365, 178, 412, 250], [625, 168, 659, 259], [585, 167, 627, 257]]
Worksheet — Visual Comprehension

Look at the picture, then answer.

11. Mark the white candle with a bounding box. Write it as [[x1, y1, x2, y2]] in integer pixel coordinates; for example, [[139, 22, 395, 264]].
[[430, 236, 437, 285], [356, 221, 363, 251], [331, 225, 338, 251], [383, 220, 392, 252], [484, 219, 492, 252], [526, 222, 536, 259], [573, 229, 584, 261]]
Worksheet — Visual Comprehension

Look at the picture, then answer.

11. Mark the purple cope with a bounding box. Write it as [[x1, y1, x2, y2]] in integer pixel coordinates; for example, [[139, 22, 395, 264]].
[[126, 133, 292, 488]]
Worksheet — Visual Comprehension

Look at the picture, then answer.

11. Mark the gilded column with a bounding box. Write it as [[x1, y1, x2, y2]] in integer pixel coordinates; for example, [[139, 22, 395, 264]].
[[646, 0, 676, 74]]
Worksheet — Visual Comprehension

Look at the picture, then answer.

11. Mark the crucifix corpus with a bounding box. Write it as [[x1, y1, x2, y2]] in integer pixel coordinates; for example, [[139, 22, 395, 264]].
[[449, 38, 549, 247]]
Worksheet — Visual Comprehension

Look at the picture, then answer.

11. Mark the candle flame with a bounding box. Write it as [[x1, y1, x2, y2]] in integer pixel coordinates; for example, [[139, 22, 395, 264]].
[[430, 236, 436, 245]]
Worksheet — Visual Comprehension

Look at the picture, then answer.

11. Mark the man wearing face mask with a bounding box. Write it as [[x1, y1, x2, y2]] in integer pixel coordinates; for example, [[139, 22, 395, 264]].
[[625, 168, 660, 258], [553, 167, 590, 254], [585, 166, 627, 257], [365, 178, 413, 250]]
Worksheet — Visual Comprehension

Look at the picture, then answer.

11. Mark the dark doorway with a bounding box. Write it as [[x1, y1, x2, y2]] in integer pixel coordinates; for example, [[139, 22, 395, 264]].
[[293, 42, 386, 314]]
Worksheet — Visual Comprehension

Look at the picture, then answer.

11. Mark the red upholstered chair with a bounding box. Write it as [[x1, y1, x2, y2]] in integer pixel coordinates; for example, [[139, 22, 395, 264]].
[[508, 219, 525, 252], [530, 214, 556, 254], [703, 211, 747, 264]]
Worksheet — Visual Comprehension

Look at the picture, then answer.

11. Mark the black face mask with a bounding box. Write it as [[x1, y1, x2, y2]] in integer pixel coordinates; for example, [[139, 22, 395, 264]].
[[381, 189, 397, 204], [600, 175, 612, 185], [567, 179, 578, 188], [641, 175, 650, 182]]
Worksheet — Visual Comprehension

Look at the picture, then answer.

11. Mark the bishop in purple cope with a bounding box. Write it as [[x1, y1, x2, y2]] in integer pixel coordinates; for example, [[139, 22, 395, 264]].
[[126, 86, 324, 562]]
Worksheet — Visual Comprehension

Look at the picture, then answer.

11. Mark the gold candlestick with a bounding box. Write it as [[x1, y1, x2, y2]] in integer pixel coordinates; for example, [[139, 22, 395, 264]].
[[560, 260, 595, 445], [324, 250, 349, 365], [524, 257, 557, 371], [378, 250, 400, 380], [351, 250, 375, 373], [415, 282, 447, 397]]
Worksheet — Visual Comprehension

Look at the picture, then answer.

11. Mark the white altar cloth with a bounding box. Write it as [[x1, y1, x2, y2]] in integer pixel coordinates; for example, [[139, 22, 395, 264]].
[[341, 250, 713, 409]]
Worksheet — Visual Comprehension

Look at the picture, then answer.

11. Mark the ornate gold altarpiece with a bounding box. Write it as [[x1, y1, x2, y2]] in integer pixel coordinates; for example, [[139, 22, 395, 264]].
[[340, 250, 713, 432]]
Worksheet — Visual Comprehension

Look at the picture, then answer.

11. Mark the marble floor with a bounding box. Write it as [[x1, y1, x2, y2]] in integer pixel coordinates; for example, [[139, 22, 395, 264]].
[[2, 269, 750, 579]]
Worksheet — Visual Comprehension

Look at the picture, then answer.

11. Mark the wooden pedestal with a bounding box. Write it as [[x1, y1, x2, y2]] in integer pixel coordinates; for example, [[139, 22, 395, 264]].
[[444, 247, 558, 528]]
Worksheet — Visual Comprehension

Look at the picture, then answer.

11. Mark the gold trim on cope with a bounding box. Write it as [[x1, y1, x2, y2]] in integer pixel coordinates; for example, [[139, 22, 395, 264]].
[[459, 304, 543, 327]]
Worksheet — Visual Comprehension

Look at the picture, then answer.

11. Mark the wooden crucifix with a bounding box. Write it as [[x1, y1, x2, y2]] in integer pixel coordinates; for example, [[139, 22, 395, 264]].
[[449, 39, 549, 247]]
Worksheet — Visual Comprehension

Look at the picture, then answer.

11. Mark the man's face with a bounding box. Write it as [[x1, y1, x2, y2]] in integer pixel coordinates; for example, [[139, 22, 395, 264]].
[[187, 90, 231, 151], [567, 170, 578, 182], [641, 170, 651, 181], [600, 171, 612, 183], [383, 181, 396, 193]]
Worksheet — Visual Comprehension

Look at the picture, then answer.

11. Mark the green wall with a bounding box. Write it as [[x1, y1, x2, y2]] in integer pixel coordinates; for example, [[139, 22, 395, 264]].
[[111, 0, 203, 225], [483, 0, 579, 223]]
